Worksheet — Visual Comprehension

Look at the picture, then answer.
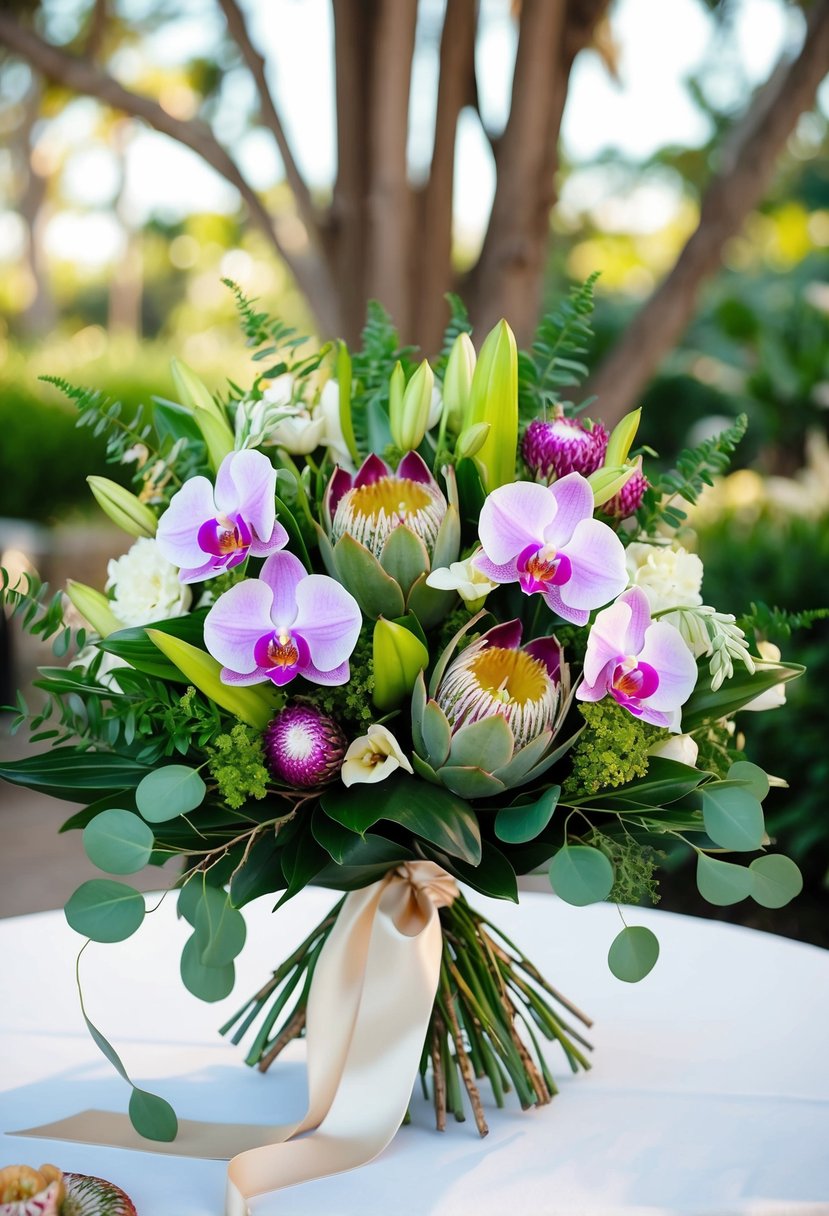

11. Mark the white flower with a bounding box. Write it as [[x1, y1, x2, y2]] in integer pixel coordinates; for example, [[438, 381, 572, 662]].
[[649, 734, 699, 767], [262, 374, 295, 408], [318, 380, 354, 469], [626, 543, 704, 615], [743, 642, 787, 712], [341, 724, 413, 787], [426, 552, 497, 608], [106, 538, 191, 627], [269, 406, 326, 454]]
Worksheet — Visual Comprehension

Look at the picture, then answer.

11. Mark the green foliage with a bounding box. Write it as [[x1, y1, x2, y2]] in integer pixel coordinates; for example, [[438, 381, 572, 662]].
[[348, 301, 417, 452], [588, 831, 661, 906], [44, 375, 154, 466], [517, 273, 599, 423], [642, 413, 748, 529], [222, 278, 328, 385], [564, 701, 665, 798], [0, 568, 83, 671], [303, 630, 376, 730], [433, 293, 473, 379], [208, 724, 270, 810], [135, 764, 207, 823], [549, 844, 614, 906], [740, 601, 829, 644], [607, 925, 660, 983], [692, 720, 741, 780], [65, 878, 146, 942]]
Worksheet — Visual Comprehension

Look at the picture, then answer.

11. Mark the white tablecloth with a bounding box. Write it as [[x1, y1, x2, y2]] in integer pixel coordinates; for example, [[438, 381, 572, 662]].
[[1, 889, 827, 1216]]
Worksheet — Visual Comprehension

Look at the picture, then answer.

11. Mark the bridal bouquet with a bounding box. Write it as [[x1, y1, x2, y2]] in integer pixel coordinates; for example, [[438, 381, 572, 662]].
[[0, 281, 805, 1205]]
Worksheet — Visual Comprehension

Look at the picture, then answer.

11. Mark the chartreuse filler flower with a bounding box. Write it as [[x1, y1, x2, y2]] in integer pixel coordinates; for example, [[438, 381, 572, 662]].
[[0, 281, 810, 1210]]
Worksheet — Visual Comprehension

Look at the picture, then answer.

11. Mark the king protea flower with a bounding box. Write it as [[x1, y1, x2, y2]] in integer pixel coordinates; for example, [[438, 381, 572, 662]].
[[523, 414, 608, 482], [318, 452, 460, 627], [411, 619, 575, 799], [264, 704, 346, 787]]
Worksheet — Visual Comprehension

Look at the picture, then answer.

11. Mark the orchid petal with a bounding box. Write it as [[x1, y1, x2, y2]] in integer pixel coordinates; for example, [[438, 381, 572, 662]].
[[293, 574, 362, 671], [582, 597, 630, 686], [540, 584, 589, 626], [259, 550, 307, 628], [636, 621, 698, 712], [575, 671, 611, 703], [543, 473, 594, 548], [156, 476, 217, 569], [248, 519, 290, 558], [636, 704, 677, 730], [302, 658, 351, 686], [178, 559, 225, 584], [479, 482, 557, 565], [616, 586, 652, 654], [204, 579, 276, 675], [220, 665, 270, 686], [474, 552, 520, 585], [215, 450, 277, 542], [557, 518, 627, 611]]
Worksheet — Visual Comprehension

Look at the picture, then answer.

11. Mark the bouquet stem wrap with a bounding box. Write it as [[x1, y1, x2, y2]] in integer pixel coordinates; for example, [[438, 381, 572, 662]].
[[17, 863, 459, 1215]]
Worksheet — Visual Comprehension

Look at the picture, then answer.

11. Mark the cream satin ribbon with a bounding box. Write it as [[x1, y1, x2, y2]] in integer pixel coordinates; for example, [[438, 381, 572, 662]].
[[15, 862, 458, 1215]]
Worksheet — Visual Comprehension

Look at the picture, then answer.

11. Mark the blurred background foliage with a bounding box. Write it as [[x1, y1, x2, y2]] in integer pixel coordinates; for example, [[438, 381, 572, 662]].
[[0, 0, 827, 932]]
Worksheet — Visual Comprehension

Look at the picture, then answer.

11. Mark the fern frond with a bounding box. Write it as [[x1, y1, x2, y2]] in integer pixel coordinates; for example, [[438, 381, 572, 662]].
[[41, 375, 154, 467], [222, 279, 325, 383], [0, 567, 84, 660], [740, 601, 829, 642], [517, 273, 599, 423]]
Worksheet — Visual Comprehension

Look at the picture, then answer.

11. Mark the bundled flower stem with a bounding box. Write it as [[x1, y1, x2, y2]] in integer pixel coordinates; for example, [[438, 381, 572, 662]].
[[223, 893, 592, 1136]]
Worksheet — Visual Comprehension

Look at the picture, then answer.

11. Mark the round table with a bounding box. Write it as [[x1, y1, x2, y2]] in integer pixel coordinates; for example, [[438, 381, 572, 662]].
[[1, 890, 827, 1216]]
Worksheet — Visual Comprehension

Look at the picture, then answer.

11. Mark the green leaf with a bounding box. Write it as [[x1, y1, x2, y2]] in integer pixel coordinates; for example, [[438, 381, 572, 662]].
[[128, 1088, 178, 1142], [314, 835, 415, 891], [681, 661, 804, 731], [549, 846, 614, 906], [321, 772, 481, 864], [83, 809, 154, 875], [275, 494, 312, 571], [0, 748, 151, 801], [702, 784, 764, 852], [99, 610, 208, 680], [435, 765, 505, 799], [608, 926, 660, 983], [136, 765, 206, 823], [312, 808, 363, 864], [333, 533, 405, 619], [65, 879, 145, 943], [569, 758, 707, 809], [378, 526, 429, 598], [423, 840, 518, 902], [727, 761, 769, 802], [749, 854, 803, 908], [194, 887, 247, 966], [696, 853, 753, 906], [180, 934, 235, 1002], [421, 700, 451, 767], [229, 836, 284, 908], [495, 786, 560, 845], [448, 715, 514, 771]]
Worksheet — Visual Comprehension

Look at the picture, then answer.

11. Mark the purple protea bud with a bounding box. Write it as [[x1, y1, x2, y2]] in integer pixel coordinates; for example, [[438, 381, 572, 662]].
[[264, 704, 347, 788], [522, 414, 608, 481], [603, 469, 649, 518]]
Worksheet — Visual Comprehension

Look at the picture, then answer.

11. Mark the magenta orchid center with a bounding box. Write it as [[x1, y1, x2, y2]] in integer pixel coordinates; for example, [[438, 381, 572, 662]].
[[517, 544, 572, 594], [197, 512, 252, 566], [253, 628, 311, 685], [609, 657, 660, 713]]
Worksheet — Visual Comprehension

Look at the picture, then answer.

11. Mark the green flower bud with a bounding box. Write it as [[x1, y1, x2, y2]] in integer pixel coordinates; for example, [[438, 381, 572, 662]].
[[465, 320, 518, 491], [195, 409, 236, 472], [65, 580, 122, 638], [392, 360, 434, 452], [587, 464, 638, 508], [442, 332, 476, 435], [147, 630, 275, 730], [171, 358, 225, 424], [455, 421, 491, 460], [604, 407, 642, 469], [388, 361, 405, 448], [372, 616, 429, 711], [87, 476, 157, 538]]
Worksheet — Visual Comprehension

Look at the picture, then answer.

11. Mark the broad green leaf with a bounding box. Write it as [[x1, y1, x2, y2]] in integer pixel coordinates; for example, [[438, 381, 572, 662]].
[[569, 758, 707, 809], [749, 854, 803, 908], [180, 934, 235, 1002], [136, 765, 206, 823], [312, 808, 363, 864], [421, 700, 451, 767], [314, 835, 415, 891], [423, 840, 518, 902], [194, 886, 247, 966], [495, 786, 560, 845], [435, 765, 505, 799], [549, 846, 614, 907], [65, 880, 145, 943], [696, 852, 753, 906], [321, 773, 481, 864], [274, 494, 311, 571], [128, 1088, 178, 1142], [0, 748, 150, 801], [83, 809, 154, 875], [608, 926, 660, 983], [727, 761, 769, 802], [681, 661, 804, 731], [702, 784, 764, 852], [146, 630, 276, 730], [99, 610, 208, 680], [333, 533, 405, 619]]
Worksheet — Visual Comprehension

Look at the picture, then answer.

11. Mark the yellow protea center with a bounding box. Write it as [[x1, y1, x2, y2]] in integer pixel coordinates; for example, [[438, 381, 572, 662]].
[[438, 642, 558, 748], [332, 474, 446, 557]]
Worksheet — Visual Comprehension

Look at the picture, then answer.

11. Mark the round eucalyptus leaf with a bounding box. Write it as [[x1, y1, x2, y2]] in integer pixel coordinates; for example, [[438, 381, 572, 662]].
[[728, 761, 770, 803], [83, 809, 154, 875], [136, 765, 206, 823], [549, 845, 614, 907], [194, 886, 247, 967], [177, 877, 202, 928], [180, 933, 235, 1002], [495, 786, 560, 845], [128, 1087, 178, 1142], [65, 879, 145, 943], [702, 785, 764, 852], [696, 852, 753, 907], [608, 925, 660, 983], [749, 854, 803, 909]]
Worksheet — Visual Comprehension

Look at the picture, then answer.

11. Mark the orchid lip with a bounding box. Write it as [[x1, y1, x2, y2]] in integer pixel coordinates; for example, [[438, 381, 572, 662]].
[[197, 512, 252, 559], [253, 628, 311, 685], [609, 658, 660, 709], [517, 543, 572, 594]]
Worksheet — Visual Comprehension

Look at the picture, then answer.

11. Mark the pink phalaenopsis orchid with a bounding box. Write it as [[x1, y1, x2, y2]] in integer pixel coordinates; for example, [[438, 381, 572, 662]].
[[577, 586, 698, 730], [204, 551, 362, 687], [475, 472, 627, 626], [156, 449, 287, 583]]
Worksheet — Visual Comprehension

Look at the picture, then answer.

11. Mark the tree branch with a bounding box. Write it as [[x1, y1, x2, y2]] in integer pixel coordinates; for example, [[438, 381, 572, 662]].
[[0, 10, 340, 335], [414, 0, 477, 353], [585, 0, 829, 427], [216, 0, 326, 257], [365, 0, 418, 336]]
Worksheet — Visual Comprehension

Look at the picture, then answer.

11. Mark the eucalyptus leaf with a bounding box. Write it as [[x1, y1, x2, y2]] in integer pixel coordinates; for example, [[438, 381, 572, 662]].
[[180, 934, 235, 1002], [702, 784, 764, 852], [549, 846, 614, 907], [65, 879, 145, 943], [128, 1088, 178, 1142], [728, 761, 770, 803], [83, 809, 154, 875], [696, 852, 753, 906], [136, 765, 206, 823], [608, 926, 660, 983], [194, 887, 247, 967], [749, 854, 803, 908], [495, 786, 560, 845]]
